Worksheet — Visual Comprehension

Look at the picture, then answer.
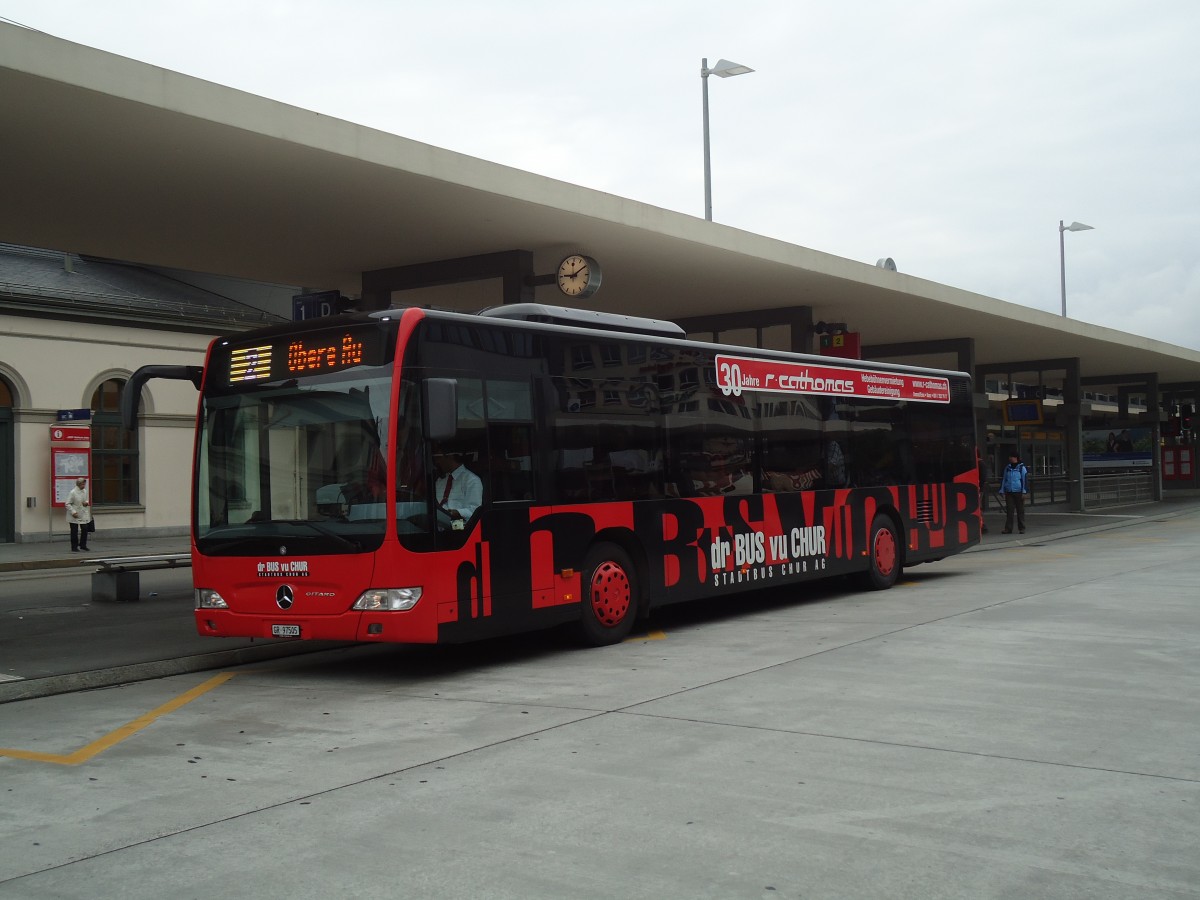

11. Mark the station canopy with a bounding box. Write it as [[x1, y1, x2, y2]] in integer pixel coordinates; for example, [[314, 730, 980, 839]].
[[3, 23, 1200, 386]]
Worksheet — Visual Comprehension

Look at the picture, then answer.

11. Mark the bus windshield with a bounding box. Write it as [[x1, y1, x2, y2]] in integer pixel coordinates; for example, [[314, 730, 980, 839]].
[[195, 365, 394, 555]]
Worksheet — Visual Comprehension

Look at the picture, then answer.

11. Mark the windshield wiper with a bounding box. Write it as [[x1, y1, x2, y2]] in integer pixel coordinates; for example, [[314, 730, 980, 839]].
[[197, 537, 273, 556], [275, 520, 364, 552]]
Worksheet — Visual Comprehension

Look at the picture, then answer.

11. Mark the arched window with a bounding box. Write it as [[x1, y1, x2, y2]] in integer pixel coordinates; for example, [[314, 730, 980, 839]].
[[91, 378, 139, 504]]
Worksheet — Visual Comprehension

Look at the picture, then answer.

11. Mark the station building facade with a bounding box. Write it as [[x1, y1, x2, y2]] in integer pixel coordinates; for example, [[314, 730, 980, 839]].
[[0, 244, 292, 544]]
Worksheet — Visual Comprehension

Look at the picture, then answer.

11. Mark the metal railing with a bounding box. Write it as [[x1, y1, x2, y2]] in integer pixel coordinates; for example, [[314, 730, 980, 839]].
[[1081, 472, 1155, 507], [985, 471, 1154, 510], [985, 476, 1069, 508]]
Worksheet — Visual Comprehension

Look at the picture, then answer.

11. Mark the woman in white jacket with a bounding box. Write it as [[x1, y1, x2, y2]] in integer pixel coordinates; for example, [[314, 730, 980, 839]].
[[66, 476, 92, 552]]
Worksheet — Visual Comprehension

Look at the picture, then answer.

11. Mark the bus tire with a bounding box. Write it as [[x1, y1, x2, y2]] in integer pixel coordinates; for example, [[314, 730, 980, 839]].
[[577, 543, 638, 646], [861, 515, 901, 591]]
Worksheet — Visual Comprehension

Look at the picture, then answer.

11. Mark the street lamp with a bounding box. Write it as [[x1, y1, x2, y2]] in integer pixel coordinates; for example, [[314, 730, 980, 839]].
[[701, 57, 754, 221], [1059, 219, 1094, 317]]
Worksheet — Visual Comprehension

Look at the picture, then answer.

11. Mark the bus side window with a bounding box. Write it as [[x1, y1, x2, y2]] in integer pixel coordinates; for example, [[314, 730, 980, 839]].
[[761, 440, 823, 492], [672, 431, 753, 497]]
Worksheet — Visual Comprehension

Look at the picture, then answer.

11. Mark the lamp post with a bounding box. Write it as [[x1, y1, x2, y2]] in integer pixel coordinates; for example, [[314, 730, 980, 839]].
[[701, 57, 754, 221], [1058, 220, 1094, 317]]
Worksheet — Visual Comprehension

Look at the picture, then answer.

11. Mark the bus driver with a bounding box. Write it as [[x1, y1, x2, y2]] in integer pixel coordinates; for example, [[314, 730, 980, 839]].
[[433, 448, 483, 528]]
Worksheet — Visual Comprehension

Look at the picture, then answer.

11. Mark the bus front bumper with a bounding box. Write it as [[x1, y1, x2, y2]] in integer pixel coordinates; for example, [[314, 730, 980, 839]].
[[194, 609, 438, 643]]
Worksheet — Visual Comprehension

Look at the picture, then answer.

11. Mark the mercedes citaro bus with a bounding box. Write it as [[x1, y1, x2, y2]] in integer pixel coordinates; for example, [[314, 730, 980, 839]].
[[123, 303, 980, 647]]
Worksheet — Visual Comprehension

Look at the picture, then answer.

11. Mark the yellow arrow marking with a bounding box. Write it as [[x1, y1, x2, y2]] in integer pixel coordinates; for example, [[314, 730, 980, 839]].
[[0, 672, 236, 766]]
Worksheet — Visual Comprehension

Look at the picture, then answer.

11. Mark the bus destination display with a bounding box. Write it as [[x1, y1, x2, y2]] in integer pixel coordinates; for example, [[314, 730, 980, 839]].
[[228, 345, 273, 383], [225, 328, 383, 385]]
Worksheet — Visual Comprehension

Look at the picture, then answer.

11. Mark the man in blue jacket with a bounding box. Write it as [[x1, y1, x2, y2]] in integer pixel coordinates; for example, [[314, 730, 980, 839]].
[[1000, 452, 1029, 534]]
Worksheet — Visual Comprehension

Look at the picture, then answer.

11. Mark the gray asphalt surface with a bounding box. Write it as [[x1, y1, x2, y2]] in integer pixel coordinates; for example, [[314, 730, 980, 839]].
[[2, 496, 1198, 702], [1, 495, 1198, 898]]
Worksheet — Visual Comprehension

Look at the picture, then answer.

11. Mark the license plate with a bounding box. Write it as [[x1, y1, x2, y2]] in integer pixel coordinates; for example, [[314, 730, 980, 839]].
[[272, 624, 301, 637]]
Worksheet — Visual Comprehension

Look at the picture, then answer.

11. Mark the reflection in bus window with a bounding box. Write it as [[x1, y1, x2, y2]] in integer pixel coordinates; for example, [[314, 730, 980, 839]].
[[196, 370, 393, 554]]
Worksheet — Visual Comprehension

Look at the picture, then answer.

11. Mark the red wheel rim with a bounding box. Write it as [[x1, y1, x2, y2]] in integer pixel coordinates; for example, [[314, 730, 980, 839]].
[[589, 560, 631, 627], [873, 527, 897, 577]]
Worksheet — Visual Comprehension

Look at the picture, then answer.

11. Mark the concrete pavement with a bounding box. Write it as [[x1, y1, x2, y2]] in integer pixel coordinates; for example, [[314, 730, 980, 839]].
[[0, 531, 189, 574], [3, 494, 1199, 898], [2, 493, 1199, 704], [0, 532, 347, 703]]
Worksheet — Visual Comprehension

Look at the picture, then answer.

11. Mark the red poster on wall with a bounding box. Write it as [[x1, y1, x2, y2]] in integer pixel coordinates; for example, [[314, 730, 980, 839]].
[[1162, 446, 1193, 481]]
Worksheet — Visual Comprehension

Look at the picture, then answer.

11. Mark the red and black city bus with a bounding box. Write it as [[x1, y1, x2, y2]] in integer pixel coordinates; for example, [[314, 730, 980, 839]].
[[125, 303, 981, 647]]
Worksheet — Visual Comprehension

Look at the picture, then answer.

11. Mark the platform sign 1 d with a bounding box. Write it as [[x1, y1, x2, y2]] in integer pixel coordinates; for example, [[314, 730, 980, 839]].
[[292, 290, 344, 321]]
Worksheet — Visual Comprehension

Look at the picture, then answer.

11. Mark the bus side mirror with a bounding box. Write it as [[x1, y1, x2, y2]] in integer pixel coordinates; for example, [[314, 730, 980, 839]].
[[424, 378, 457, 442], [121, 364, 203, 430]]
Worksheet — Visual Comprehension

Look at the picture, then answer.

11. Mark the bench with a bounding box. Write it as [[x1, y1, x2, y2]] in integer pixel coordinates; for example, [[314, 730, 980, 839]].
[[85, 553, 192, 602]]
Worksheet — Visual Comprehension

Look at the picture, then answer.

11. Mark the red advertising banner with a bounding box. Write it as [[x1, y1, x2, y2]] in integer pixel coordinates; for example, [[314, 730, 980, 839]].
[[715, 354, 951, 404]]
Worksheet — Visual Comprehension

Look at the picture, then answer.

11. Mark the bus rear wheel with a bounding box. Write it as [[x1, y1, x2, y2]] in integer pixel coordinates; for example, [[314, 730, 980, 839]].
[[577, 543, 638, 646], [861, 515, 901, 591]]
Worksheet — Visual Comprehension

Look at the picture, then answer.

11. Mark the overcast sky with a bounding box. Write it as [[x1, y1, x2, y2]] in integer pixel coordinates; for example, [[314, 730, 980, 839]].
[[5, 1, 1200, 350]]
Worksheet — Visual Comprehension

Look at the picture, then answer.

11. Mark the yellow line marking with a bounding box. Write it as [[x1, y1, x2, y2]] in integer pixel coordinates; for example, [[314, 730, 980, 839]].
[[625, 629, 667, 642], [0, 672, 237, 766]]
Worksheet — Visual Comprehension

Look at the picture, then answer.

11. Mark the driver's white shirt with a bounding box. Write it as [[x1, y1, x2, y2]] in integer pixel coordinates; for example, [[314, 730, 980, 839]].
[[435, 464, 482, 519]]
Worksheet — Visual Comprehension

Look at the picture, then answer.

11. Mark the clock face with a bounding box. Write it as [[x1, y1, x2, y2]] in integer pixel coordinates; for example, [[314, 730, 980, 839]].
[[557, 254, 600, 298]]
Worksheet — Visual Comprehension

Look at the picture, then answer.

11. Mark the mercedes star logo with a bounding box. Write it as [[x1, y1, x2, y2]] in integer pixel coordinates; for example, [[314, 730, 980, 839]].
[[276, 585, 294, 610]]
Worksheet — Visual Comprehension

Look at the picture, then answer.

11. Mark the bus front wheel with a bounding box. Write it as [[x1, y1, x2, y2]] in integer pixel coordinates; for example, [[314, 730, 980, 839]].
[[577, 543, 638, 646], [861, 515, 901, 591]]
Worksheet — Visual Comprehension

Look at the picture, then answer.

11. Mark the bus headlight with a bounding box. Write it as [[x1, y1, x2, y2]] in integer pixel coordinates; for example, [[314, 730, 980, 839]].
[[351, 587, 422, 611], [195, 589, 229, 609]]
